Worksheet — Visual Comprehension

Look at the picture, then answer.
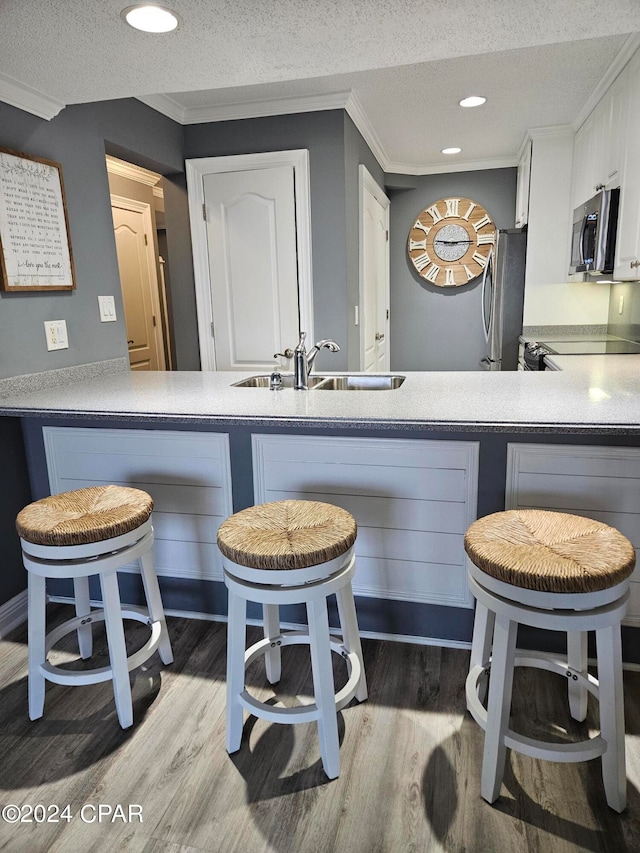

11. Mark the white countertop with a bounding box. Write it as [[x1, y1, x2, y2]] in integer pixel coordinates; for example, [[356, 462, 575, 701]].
[[1, 358, 640, 434]]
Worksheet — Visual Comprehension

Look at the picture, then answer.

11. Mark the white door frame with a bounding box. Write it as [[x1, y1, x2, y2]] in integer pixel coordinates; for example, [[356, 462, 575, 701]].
[[358, 165, 390, 370], [111, 194, 166, 370], [186, 149, 314, 371]]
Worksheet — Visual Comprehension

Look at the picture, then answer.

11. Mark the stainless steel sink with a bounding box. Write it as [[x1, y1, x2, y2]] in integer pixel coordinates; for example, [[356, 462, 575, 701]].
[[232, 374, 327, 388], [314, 375, 405, 390], [232, 373, 405, 390]]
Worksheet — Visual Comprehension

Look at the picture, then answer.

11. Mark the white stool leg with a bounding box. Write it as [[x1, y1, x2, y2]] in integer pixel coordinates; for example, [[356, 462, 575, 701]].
[[28, 573, 47, 721], [481, 614, 517, 804], [596, 623, 627, 812], [469, 600, 495, 706], [263, 604, 281, 684], [139, 549, 173, 665], [99, 572, 133, 729], [307, 595, 341, 780], [335, 582, 368, 702], [226, 587, 247, 754], [73, 576, 93, 660], [567, 631, 588, 722]]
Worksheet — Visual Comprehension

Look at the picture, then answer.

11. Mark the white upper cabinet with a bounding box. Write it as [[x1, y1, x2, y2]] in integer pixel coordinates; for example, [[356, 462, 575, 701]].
[[606, 67, 629, 187], [571, 66, 629, 208], [515, 138, 531, 228], [614, 49, 640, 280], [571, 111, 594, 208]]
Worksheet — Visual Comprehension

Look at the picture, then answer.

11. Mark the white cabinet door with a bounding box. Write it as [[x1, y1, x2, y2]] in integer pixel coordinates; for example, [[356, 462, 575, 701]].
[[571, 67, 628, 207], [615, 49, 640, 280], [515, 139, 531, 228], [572, 112, 595, 208], [606, 66, 629, 187]]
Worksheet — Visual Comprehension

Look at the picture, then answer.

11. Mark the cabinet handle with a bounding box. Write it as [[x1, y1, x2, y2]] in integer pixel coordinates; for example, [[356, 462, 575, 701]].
[[375, 332, 385, 342], [631, 261, 640, 269]]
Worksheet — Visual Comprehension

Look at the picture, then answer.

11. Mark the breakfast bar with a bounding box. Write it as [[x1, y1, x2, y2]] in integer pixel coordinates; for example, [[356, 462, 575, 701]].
[[1, 358, 640, 659]]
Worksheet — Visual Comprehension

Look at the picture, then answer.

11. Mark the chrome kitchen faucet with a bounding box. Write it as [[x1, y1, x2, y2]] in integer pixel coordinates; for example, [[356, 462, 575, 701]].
[[274, 332, 340, 389]]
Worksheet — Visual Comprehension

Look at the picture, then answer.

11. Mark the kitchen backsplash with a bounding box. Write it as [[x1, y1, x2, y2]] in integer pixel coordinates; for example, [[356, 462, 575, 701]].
[[608, 282, 640, 343]]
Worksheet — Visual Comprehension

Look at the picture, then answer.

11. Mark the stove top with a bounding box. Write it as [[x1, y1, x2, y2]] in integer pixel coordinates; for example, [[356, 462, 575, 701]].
[[541, 339, 640, 355]]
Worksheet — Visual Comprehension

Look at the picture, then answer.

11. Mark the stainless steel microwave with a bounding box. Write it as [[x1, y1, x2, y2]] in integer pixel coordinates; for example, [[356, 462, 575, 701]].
[[569, 188, 619, 275]]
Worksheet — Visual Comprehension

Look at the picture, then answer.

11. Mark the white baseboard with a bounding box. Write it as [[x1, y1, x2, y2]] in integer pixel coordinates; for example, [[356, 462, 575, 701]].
[[0, 590, 28, 638]]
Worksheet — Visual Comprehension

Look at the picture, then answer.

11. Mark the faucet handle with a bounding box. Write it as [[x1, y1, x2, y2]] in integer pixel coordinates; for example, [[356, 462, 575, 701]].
[[273, 348, 294, 359]]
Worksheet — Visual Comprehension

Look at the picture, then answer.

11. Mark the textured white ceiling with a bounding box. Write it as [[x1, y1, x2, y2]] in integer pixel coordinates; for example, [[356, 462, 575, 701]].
[[1, 0, 639, 170]]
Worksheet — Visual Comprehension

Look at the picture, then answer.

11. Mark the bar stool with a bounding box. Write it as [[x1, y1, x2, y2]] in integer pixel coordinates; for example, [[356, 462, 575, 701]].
[[464, 509, 635, 812], [16, 485, 173, 729], [217, 499, 367, 780]]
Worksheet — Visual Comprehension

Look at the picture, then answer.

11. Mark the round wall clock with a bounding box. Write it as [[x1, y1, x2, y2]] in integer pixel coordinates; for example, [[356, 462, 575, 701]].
[[407, 197, 496, 287]]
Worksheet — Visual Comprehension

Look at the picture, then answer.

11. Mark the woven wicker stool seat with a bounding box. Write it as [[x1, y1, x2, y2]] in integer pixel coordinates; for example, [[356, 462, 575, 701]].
[[18, 486, 173, 730], [463, 509, 635, 813], [218, 499, 367, 780]]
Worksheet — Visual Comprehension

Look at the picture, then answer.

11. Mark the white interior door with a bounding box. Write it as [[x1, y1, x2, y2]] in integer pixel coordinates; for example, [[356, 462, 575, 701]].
[[111, 198, 165, 371], [202, 166, 300, 371], [360, 166, 390, 371], [186, 149, 314, 370]]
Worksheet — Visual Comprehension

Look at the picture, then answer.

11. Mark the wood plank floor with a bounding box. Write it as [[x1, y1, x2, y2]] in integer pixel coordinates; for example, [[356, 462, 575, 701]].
[[0, 606, 639, 852]]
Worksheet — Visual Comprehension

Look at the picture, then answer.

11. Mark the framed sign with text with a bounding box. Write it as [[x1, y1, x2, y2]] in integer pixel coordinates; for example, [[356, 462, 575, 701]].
[[0, 147, 76, 291]]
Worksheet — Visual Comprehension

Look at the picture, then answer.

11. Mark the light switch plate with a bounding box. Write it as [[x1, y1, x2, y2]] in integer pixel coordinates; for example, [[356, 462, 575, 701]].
[[44, 320, 68, 351], [98, 295, 117, 322]]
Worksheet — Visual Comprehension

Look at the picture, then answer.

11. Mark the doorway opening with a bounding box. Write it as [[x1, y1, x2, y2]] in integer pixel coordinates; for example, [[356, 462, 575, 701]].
[[106, 155, 173, 370]]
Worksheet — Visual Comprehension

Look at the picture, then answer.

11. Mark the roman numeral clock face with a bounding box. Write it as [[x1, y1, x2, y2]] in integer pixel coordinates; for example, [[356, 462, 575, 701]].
[[407, 197, 496, 287]]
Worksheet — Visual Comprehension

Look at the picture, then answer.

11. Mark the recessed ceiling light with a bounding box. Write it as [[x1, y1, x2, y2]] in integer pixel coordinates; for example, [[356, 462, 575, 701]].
[[459, 96, 486, 108], [121, 4, 181, 33], [442, 147, 462, 155]]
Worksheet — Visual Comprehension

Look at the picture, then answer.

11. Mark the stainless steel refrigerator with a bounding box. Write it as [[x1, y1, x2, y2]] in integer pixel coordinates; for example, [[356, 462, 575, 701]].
[[479, 228, 527, 371]]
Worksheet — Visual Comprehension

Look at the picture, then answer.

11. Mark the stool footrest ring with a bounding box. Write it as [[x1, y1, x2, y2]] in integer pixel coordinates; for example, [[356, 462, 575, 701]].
[[240, 631, 362, 725], [41, 607, 162, 687], [466, 655, 607, 764]]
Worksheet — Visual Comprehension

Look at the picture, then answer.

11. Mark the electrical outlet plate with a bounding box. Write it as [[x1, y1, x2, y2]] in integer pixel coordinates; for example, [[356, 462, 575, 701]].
[[98, 295, 117, 322], [44, 320, 68, 351]]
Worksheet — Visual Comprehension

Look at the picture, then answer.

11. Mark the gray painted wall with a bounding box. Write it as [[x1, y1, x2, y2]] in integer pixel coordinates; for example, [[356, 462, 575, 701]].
[[387, 168, 517, 371], [0, 98, 188, 379]]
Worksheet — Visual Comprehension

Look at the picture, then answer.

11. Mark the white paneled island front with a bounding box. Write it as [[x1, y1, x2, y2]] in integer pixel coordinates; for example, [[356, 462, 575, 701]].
[[2, 359, 640, 656]]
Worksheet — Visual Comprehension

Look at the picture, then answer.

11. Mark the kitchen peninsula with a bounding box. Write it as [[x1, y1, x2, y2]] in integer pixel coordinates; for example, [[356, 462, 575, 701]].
[[2, 360, 640, 659]]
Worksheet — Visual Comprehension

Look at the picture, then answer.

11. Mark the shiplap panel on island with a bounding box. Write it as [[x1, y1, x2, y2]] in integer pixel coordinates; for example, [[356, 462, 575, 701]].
[[43, 427, 233, 582], [252, 434, 479, 608], [506, 443, 640, 625]]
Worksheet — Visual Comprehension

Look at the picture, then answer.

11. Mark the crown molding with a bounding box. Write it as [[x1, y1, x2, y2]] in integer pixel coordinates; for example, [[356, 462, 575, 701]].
[[344, 92, 388, 170], [574, 32, 640, 129], [0, 72, 65, 120], [106, 154, 162, 187], [186, 90, 351, 125], [136, 93, 187, 124], [386, 155, 518, 176], [528, 124, 575, 140]]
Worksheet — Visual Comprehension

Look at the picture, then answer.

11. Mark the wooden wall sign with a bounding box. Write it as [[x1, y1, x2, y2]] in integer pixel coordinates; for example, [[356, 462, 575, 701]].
[[0, 147, 76, 291]]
